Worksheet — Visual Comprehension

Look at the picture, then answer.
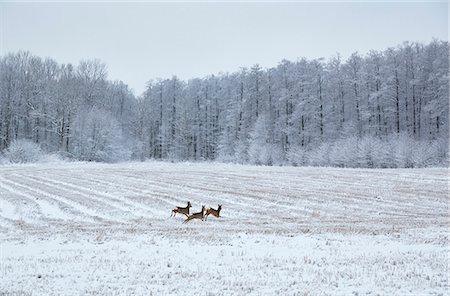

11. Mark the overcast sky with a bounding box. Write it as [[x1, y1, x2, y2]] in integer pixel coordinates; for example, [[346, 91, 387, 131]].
[[1, 1, 447, 95]]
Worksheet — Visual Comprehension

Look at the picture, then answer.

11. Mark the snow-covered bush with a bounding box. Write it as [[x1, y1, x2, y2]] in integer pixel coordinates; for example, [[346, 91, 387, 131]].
[[357, 136, 395, 168], [357, 136, 377, 168], [71, 108, 131, 162], [436, 138, 449, 167], [329, 137, 359, 167], [270, 145, 286, 166], [130, 139, 145, 161], [249, 142, 277, 165], [4, 139, 44, 164], [410, 140, 440, 167], [0, 154, 8, 165], [248, 116, 268, 165], [248, 116, 287, 166], [287, 146, 309, 167], [248, 142, 264, 165], [392, 133, 415, 168], [293, 134, 446, 168], [216, 133, 235, 163], [249, 142, 282, 166], [234, 139, 249, 164], [308, 142, 331, 167], [372, 137, 396, 168], [391, 133, 440, 168]]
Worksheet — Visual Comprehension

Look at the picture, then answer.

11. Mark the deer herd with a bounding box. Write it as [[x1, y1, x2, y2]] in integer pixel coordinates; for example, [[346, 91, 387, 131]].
[[171, 201, 222, 224]]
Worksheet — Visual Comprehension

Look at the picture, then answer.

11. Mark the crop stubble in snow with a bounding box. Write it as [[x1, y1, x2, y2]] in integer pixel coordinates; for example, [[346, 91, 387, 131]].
[[0, 162, 448, 295]]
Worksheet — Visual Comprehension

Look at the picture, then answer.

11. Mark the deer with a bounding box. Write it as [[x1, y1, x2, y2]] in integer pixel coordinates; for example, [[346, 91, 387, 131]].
[[171, 201, 192, 218], [205, 204, 222, 221], [183, 205, 205, 224]]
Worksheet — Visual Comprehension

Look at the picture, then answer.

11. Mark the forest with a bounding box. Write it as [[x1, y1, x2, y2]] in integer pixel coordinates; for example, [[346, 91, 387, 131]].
[[0, 40, 448, 167]]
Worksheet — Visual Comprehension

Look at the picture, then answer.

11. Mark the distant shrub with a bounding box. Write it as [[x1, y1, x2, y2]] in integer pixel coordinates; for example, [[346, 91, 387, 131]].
[[71, 108, 132, 163], [4, 139, 43, 164], [329, 137, 359, 168], [308, 142, 331, 167], [287, 146, 308, 167], [287, 134, 446, 168]]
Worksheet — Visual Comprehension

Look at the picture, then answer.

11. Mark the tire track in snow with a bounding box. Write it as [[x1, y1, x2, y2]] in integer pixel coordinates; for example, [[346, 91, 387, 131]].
[[0, 178, 77, 223], [48, 169, 180, 203], [82, 169, 398, 222], [66, 166, 447, 224], [207, 170, 441, 218], [0, 183, 41, 223], [0, 175, 113, 223], [50, 169, 281, 222], [0, 198, 23, 227], [144, 167, 446, 222], [79, 171, 292, 221], [19, 173, 164, 219], [99, 171, 303, 209], [34, 171, 188, 218], [1, 163, 447, 234], [79, 170, 243, 208], [12, 173, 140, 222], [138, 174, 383, 220]]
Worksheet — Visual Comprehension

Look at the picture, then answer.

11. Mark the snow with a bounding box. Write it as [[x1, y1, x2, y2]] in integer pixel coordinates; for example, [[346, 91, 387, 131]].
[[0, 161, 448, 295], [0, 199, 19, 221]]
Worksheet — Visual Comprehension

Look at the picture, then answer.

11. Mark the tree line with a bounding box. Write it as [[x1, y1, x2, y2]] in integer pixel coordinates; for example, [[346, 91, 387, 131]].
[[0, 40, 448, 167]]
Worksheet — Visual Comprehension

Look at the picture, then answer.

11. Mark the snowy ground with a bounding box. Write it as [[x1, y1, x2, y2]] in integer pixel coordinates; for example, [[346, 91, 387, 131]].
[[0, 161, 448, 295]]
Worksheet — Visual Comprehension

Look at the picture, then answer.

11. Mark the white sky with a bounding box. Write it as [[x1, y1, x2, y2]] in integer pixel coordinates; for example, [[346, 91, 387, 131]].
[[1, 1, 447, 95]]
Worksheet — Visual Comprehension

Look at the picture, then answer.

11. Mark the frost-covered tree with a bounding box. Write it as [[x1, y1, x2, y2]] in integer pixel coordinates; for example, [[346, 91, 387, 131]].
[[0, 40, 448, 167]]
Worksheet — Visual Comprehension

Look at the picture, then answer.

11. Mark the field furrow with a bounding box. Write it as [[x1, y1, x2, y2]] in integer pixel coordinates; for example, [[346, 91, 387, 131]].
[[0, 162, 448, 295]]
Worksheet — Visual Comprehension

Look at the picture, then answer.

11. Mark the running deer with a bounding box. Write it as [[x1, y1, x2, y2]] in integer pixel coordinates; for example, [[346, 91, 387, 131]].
[[171, 201, 192, 217], [205, 204, 222, 221], [183, 205, 205, 224]]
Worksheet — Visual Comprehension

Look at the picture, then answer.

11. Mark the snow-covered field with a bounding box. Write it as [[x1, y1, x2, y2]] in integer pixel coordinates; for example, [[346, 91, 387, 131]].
[[0, 161, 448, 295]]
